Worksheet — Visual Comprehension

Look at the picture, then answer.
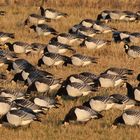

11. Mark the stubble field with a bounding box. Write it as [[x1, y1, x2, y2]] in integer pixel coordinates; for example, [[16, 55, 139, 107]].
[[0, 0, 140, 140]]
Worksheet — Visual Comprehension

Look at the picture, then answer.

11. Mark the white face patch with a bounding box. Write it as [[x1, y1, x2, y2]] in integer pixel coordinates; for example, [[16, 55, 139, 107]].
[[120, 33, 129, 40], [22, 71, 29, 80], [124, 45, 129, 49]]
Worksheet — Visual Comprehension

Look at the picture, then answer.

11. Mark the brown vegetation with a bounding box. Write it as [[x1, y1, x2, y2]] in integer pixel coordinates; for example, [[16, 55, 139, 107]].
[[0, 0, 140, 140]]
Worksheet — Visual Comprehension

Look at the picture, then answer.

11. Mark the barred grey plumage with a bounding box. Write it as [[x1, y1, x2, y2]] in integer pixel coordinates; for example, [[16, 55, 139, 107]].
[[63, 106, 102, 125]]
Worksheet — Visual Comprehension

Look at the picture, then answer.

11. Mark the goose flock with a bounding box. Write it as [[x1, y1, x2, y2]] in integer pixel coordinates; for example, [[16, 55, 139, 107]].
[[0, 3, 139, 129]]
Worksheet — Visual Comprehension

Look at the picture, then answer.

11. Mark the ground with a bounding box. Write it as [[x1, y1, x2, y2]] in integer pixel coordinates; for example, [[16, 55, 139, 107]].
[[0, 0, 140, 140]]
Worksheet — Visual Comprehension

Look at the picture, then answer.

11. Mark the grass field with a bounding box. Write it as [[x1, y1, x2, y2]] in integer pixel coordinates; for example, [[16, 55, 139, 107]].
[[0, 0, 140, 140]]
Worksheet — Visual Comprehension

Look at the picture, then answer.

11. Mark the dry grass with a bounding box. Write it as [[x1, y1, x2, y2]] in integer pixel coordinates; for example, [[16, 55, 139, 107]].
[[0, 0, 140, 140]]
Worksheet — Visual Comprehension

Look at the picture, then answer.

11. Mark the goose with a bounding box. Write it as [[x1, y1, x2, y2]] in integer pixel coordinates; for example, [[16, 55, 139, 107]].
[[65, 82, 97, 98], [13, 67, 53, 84], [30, 24, 58, 36], [92, 21, 115, 33], [80, 19, 115, 33], [99, 10, 128, 21], [71, 54, 97, 66], [5, 42, 33, 54], [101, 67, 133, 76], [125, 82, 140, 102], [0, 32, 14, 44], [56, 33, 85, 45], [38, 52, 71, 67], [44, 37, 75, 54], [69, 25, 100, 37], [31, 43, 47, 54], [12, 66, 35, 83], [80, 19, 96, 28], [27, 69, 53, 86], [0, 88, 25, 101], [68, 24, 85, 33], [93, 22, 116, 33], [112, 30, 130, 43], [79, 72, 98, 80], [24, 14, 50, 26], [115, 32, 140, 44], [63, 106, 102, 125], [124, 44, 140, 58], [66, 74, 96, 85], [129, 32, 140, 44], [113, 109, 140, 127], [122, 11, 138, 21], [4, 108, 40, 127], [0, 49, 17, 60], [27, 77, 62, 94], [12, 59, 34, 73], [110, 94, 137, 110], [97, 10, 111, 22], [95, 73, 127, 88], [80, 37, 111, 50], [14, 99, 44, 114], [0, 57, 12, 68], [39, 6, 68, 20], [21, 67, 53, 84], [97, 10, 138, 22], [83, 95, 119, 112], [30, 95, 60, 110]]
